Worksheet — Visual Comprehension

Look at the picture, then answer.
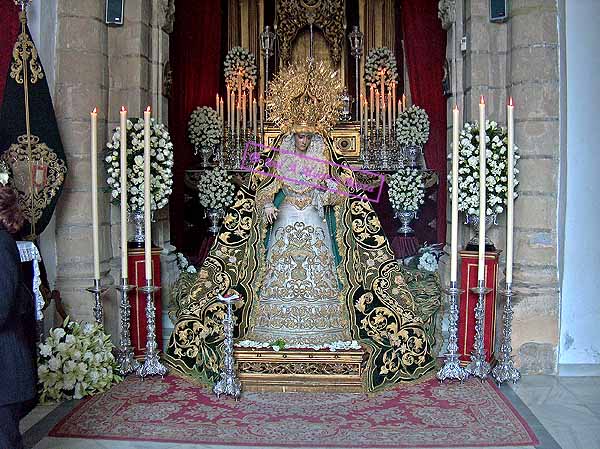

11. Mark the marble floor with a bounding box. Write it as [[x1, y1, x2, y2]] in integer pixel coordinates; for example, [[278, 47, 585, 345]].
[[21, 374, 600, 449]]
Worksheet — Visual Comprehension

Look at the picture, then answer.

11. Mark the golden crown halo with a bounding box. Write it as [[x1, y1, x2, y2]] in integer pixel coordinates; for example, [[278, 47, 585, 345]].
[[266, 59, 343, 136]]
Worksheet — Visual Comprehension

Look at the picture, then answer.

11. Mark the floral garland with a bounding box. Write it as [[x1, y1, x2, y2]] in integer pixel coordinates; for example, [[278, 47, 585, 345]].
[[236, 339, 362, 352], [0, 159, 11, 186], [37, 317, 122, 402], [448, 120, 520, 216], [175, 251, 197, 274], [403, 243, 445, 273], [395, 105, 430, 147], [364, 47, 398, 87], [388, 168, 425, 212], [105, 118, 174, 213], [188, 106, 222, 153], [197, 168, 235, 210], [224, 46, 257, 89]]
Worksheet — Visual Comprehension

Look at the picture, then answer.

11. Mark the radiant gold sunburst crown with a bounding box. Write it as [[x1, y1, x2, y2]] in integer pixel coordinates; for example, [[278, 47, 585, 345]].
[[266, 59, 343, 136]]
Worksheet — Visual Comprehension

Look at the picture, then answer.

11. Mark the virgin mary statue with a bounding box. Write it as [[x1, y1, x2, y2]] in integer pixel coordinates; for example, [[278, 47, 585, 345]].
[[165, 61, 441, 392]]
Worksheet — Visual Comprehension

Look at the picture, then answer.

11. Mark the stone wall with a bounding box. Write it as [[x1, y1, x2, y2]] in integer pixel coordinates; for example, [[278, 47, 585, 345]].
[[443, 0, 561, 373], [51, 0, 175, 344]]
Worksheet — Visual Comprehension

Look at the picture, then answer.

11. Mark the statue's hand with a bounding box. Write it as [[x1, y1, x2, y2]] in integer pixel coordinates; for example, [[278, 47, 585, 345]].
[[264, 204, 279, 225]]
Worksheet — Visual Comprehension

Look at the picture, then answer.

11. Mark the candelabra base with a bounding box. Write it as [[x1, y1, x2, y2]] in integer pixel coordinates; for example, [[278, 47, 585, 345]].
[[465, 359, 492, 380], [136, 354, 168, 378], [117, 347, 140, 376], [213, 372, 242, 400], [491, 360, 521, 385], [437, 357, 469, 382]]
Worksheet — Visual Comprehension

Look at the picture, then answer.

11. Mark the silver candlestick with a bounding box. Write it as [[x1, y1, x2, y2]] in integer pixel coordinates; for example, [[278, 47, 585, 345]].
[[86, 279, 108, 325], [492, 283, 521, 384], [348, 25, 364, 122], [136, 281, 168, 378], [465, 279, 492, 379], [213, 292, 242, 400], [115, 279, 140, 375], [437, 281, 468, 382]]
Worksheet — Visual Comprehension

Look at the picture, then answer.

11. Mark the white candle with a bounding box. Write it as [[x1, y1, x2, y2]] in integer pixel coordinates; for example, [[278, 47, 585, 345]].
[[226, 86, 230, 126], [379, 70, 385, 106], [220, 98, 224, 123], [237, 102, 241, 137], [450, 104, 460, 282], [382, 101, 386, 141], [259, 95, 264, 136], [392, 82, 397, 121], [242, 94, 247, 130], [477, 96, 487, 281], [387, 93, 392, 134], [143, 106, 152, 281], [402, 93, 407, 112], [119, 106, 128, 279], [397, 99, 401, 118], [370, 85, 374, 124], [364, 99, 368, 132], [506, 97, 515, 284], [376, 91, 380, 132], [216, 93, 219, 112], [90, 108, 100, 280], [253, 98, 257, 137]]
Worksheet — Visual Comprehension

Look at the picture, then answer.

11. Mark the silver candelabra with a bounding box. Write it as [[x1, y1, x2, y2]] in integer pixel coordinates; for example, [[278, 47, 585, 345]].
[[492, 283, 521, 384], [437, 281, 468, 382], [348, 26, 364, 122], [86, 279, 107, 325], [136, 281, 168, 378], [115, 279, 140, 375], [213, 292, 242, 400], [465, 279, 492, 379]]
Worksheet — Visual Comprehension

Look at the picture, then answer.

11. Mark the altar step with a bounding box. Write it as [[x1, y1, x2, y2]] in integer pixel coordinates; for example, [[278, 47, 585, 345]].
[[234, 347, 366, 393]]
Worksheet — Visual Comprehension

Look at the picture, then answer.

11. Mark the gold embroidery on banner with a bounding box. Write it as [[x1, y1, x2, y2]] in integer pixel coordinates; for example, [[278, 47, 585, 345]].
[[1, 136, 67, 225], [10, 18, 43, 85]]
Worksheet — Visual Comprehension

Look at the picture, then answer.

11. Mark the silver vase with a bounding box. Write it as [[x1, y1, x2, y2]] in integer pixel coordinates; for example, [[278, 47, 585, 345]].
[[206, 207, 225, 235], [395, 210, 416, 235], [466, 213, 497, 250], [403, 144, 422, 169], [130, 210, 145, 247], [200, 145, 213, 168]]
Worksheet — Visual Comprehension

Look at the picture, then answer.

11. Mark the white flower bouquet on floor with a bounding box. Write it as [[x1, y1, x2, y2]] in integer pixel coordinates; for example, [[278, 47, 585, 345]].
[[197, 168, 235, 210], [104, 118, 174, 213], [449, 120, 519, 216], [395, 105, 430, 147], [37, 317, 122, 402], [188, 106, 222, 154], [388, 168, 425, 212]]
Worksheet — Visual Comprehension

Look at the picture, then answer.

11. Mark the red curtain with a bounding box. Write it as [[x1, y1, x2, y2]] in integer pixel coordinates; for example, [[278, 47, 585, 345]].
[[401, 0, 447, 243], [169, 0, 223, 250], [0, 1, 20, 108]]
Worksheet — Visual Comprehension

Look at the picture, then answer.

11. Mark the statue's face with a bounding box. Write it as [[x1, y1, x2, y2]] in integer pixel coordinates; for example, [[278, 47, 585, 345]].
[[294, 133, 312, 152]]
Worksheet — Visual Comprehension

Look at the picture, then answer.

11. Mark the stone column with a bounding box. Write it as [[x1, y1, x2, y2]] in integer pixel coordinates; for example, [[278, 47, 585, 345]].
[[443, 0, 561, 373], [53, 0, 112, 324]]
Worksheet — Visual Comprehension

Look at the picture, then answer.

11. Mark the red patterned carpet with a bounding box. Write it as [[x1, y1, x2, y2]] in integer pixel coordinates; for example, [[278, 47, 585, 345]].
[[50, 374, 538, 448]]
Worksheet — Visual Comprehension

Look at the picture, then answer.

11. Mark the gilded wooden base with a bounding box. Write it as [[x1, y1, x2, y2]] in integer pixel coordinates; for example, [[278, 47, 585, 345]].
[[234, 347, 366, 393]]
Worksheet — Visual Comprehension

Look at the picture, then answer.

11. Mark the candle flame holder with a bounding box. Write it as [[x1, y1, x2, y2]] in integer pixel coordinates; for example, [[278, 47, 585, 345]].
[[213, 292, 242, 400], [136, 282, 168, 378], [437, 281, 468, 382], [465, 280, 492, 379], [115, 280, 140, 376], [492, 283, 521, 385], [86, 279, 108, 325]]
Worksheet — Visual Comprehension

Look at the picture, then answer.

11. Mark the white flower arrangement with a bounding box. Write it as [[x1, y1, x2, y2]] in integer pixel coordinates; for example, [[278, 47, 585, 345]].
[[0, 160, 11, 186], [388, 168, 425, 212], [236, 339, 362, 352], [104, 118, 174, 213], [197, 168, 235, 210], [224, 46, 257, 89], [395, 105, 431, 147], [448, 120, 520, 216], [364, 47, 398, 87], [37, 317, 122, 402], [188, 106, 222, 154], [175, 251, 197, 274]]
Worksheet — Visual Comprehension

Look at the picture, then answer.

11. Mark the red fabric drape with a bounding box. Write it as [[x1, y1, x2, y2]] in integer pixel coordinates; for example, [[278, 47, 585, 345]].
[[0, 1, 20, 109], [401, 0, 447, 243], [169, 0, 223, 250]]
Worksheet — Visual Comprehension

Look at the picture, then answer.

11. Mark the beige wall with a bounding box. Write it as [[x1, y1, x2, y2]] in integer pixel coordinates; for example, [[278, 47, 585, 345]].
[[50, 0, 176, 343], [443, 0, 561, 373]]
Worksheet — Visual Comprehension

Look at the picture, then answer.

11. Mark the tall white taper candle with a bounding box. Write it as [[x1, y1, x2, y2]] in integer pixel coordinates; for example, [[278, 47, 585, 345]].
[[91, 108, 100, 280], [143, 106, 152, 281], [506, 97, 515, 284], [119, 107, 128, 279], [451, 104, 460, 282], [477, 96, 487, 281]]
